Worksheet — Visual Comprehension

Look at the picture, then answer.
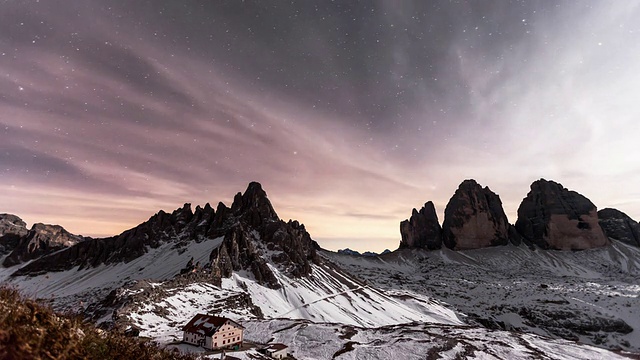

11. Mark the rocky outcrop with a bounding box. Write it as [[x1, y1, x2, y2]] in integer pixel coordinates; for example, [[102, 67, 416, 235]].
[[3, 223, 83, 267], [508, 225, 527, 247], [598, 208, 640, 247], [0, 214, 28, 237], [12, 182, 319, 290], [400, 201, 442, 250], [515, 179, 608, 250], [441, 180, 510, 250], [0, 214, 29, 255]]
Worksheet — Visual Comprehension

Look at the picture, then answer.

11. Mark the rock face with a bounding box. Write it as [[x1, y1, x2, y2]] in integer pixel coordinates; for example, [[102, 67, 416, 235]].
[[442, 180, 510, 250], [400, 202, 442, 249], [0, 214, 29, 255], [3, 223, 83, 267], [1, 214, 82, 266], [515, 179, 608, 250], [12, 182, 319, 289], [598, 208, 640, 247], [0, 214, 28, 237]]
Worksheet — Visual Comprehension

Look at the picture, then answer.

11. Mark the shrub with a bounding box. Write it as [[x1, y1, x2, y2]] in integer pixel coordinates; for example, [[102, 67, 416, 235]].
[[0, 286, 198, 360]]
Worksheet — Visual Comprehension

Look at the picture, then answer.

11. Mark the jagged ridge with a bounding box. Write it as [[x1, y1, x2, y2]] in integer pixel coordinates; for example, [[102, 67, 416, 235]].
[[9, 182, 319, 290]]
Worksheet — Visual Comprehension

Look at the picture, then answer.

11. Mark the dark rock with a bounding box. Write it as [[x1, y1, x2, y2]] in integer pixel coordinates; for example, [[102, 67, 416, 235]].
[[124, 326, 140, 337], [515, 179, 608, 250], [231, 181, 279, 228], [0, 214, 28, 237], [400, 201, 442, 249], [598, 208, 640, 247], [3, 222, 83, 267], [442, 180, 510, 250], [508, 225, 524, 246], [361, 251, 380, 257], [516, 307, 633, 336], [337, 248, 392, 257], [0, 214, 29, 255], [337, 248, 361, 256]]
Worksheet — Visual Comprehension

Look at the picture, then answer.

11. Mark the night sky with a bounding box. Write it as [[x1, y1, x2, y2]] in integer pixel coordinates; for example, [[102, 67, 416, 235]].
[[2, 1, 639, 252]]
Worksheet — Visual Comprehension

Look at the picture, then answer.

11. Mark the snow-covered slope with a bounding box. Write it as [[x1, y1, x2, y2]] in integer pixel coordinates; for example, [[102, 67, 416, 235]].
[[120, 256, 638, 359], [239, 319, 635, 360], [122, 260, 462, 343], [222, 263, 460, 326], [326, 240, 640, 352], [0, 236, 223, 309]]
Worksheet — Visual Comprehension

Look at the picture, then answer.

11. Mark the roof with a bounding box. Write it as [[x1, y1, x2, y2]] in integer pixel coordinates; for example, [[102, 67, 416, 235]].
[[265, 343, 288, 352], [182, 314, 244, 336]]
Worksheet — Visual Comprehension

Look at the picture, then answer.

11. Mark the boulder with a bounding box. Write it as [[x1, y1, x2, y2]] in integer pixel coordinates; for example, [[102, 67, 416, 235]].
[[399, 201, 442, 250], [515, 179, 608, 250], [598, 208, 640, 247], [442, 180, 510, 250]]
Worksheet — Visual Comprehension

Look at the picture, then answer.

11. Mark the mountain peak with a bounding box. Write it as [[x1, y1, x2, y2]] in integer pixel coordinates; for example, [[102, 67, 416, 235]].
[[442, 179, 510, 250], [400, 201, 442, 250], [246, 181, 265, 193], [230, 181, 278, 227], [516, 179, 607, 250]]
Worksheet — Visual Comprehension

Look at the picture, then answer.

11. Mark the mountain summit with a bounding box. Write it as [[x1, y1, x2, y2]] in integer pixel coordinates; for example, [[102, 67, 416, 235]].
[[515, 179, 608, 250]]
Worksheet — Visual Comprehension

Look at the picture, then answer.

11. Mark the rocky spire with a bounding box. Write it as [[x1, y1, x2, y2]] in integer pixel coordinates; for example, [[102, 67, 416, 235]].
[[399, 201, 442, 250], [515, 179, 608, 250], [231, 181, 279, 227], [442, 180, 510, 250]]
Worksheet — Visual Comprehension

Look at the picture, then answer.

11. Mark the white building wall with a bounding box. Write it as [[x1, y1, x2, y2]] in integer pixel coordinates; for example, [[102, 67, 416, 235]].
[[183, 331, 204, 346], [208, 321, 244, 349]]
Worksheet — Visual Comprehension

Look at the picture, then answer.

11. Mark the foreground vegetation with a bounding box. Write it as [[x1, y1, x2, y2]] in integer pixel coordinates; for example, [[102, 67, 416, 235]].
[[0, 286, 198, 360]]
